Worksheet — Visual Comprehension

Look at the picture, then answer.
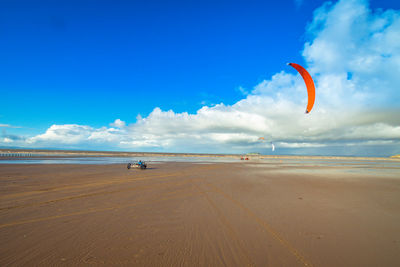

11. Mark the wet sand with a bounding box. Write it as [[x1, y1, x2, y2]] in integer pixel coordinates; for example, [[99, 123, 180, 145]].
[[1, 161, 400, 266]]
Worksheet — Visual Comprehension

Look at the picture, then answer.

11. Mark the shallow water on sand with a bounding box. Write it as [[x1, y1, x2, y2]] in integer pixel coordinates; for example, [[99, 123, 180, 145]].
[[0, 156, 239, 164], [1, 155, 400, 178], [249, 158, 400, 177]]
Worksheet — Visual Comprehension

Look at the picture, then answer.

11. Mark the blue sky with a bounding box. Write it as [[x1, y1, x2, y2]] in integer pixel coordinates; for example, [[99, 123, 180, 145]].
[[1, 0, 324, 128], [1, 0, 400, 156]]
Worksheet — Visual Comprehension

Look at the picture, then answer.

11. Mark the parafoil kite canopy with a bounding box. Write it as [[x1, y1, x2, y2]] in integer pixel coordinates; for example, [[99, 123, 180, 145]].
[[287, 63, 315, 114]]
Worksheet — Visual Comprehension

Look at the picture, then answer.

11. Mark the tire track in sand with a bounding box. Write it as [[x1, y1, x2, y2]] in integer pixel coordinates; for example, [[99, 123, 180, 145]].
[[0, 179, 190, 211], [0, 165, 222, 229], [0, 164, 222, 200], [202, 181, 313, 267], [190, 179, 255, 267], [0, 164, 222, 211], [0, 172, 183, 200], [0, 190, 200, 229]]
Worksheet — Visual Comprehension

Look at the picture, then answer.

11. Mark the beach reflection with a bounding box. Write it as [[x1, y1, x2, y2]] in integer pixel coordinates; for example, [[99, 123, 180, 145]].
[[0, 156, 240, 164], [1, 155, 399, 177], [249, 158, 400, 177]]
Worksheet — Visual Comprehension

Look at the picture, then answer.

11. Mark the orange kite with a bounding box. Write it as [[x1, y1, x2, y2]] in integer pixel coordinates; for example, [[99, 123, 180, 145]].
[[287, 63, 315, 114]]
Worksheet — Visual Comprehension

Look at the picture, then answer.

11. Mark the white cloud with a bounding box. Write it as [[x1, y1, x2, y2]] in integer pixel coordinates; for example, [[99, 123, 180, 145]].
[[3, 0, 400, 156], [27, 124, 94, 144], [2, 137, 13, 143], [110, 119, 126, 128], [237, 86, 249, 96], [0, 124, 21, 128], [303, 0, 400, 107]]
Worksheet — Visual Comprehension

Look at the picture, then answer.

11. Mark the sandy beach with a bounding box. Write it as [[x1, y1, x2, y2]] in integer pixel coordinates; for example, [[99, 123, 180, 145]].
[[1, 160, 400, 266]]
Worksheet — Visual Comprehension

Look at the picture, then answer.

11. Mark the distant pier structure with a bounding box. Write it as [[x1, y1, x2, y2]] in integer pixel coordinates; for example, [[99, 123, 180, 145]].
[[0, 151, 34, 157]]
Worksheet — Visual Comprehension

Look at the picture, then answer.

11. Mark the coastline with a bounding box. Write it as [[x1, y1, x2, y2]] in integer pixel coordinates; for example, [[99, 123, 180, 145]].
[[1, 148, 399, 162], [1, 161, 400, 266]]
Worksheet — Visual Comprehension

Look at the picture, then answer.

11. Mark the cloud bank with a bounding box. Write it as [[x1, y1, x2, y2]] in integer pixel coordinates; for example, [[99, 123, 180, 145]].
[[2, 0, 400, 156]]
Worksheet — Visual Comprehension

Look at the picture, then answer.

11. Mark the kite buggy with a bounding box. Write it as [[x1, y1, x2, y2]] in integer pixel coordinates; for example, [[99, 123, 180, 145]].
[[127, 160, 147, 170]]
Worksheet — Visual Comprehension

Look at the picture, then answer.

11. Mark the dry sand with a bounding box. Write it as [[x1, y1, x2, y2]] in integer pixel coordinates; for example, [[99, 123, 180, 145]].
[[1, 161, 400, 266]]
